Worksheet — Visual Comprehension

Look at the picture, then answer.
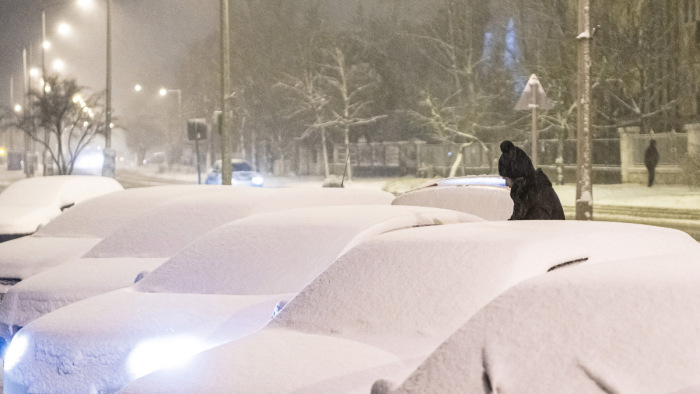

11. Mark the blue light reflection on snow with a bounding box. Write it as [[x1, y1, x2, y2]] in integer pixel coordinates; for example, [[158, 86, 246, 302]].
[[127, 335, 209, 379], [4, 333, 29, 372], [438, 177, 506, 187]]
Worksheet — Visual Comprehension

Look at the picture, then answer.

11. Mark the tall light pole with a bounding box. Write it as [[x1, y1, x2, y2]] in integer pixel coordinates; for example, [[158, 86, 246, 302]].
[[102, 0, 115, 177], [576, 0, 593, 220], [220, 0, 232, 185], [159, 88, 182, 144]]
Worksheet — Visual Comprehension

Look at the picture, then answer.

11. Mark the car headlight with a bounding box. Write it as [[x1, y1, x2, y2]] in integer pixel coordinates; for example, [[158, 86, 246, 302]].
[[252, 176, 264, 186], [4, 333, 29, 372], [127, 335, 209, 379]]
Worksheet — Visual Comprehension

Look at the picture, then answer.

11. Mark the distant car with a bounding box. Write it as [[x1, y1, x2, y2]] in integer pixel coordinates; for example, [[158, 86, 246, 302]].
[[0, 176, 123, 243], [115, 221, 699, 394], [380, 251, 700, 394], [204, 159, 263, 187], [142, 152, 166, 166], [1, 205, 476, 394]]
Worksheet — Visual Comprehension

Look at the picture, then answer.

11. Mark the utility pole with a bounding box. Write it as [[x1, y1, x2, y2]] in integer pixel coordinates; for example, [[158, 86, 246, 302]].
[[102, 0, 116, 177], [576, 0, 593, 220], [220, 0, 232, 185]]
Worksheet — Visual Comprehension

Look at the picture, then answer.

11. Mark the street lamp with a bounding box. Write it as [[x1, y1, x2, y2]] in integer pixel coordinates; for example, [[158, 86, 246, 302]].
[[159, 87, 183, 139], [57, 22, 72, 36], [52, 58, 65, 72]]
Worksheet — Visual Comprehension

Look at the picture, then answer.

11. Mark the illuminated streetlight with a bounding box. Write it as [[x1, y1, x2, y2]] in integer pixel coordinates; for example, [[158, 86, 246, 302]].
[[52, 59, 65, 72], [159, 88, 168, 96], [77, 0, 94, 10], [57, 22, 72, 36], [29, 68, 40, 78], [14, 104, 22, 113], [42, 40, 51, 50], [134, 84, 142, 92]]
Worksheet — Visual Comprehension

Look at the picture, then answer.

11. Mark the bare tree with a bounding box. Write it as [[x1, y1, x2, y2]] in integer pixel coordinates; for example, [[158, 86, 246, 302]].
[[275, 69, 332, 177], [315, 47, 385, 180], [13, 76, 105, 175], [592, 0, 680, 133]]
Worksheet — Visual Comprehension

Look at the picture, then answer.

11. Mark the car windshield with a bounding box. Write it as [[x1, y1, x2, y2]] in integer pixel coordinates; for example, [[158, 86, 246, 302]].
[[232, 162, 252, 172]]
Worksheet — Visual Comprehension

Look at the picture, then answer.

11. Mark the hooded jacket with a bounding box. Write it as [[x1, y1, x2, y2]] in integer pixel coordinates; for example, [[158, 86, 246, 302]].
[[498, 140, 565, 220]]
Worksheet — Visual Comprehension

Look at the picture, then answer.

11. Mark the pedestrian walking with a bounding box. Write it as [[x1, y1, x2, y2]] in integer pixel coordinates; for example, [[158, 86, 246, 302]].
[[644, 139, 660, 187]]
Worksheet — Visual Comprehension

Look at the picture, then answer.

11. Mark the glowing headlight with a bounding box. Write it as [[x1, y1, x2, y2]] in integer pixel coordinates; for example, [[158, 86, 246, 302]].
[[4, 333, 29, 372], [127, 335, 208, 379], [252, 176, 264, 186]]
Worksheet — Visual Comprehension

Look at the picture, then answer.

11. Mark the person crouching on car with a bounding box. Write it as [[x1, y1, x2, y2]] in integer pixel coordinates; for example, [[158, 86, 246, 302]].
[[498, 140, 565, 220]]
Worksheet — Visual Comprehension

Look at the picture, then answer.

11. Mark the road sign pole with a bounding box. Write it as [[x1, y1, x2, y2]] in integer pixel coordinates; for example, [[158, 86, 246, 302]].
[[531, 105, 538, 168], [195, 138, 201, 184], [515, 74, 554, 170]]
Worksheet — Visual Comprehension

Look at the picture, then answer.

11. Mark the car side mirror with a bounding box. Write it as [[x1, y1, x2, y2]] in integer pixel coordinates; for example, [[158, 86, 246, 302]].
[[134, 270, 150, 283], [60, 202, 75, 211]]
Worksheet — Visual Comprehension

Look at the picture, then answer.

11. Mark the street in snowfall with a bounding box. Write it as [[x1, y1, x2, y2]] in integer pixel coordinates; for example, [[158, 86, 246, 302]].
[[2, 0, 700, 392]]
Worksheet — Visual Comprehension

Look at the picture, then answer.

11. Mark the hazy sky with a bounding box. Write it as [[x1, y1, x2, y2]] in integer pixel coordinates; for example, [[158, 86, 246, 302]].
[[0, 0, 218, 111]]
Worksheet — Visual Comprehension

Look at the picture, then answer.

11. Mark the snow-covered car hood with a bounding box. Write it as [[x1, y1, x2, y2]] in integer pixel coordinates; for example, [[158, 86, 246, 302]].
[[120, 328, 418, 394], [384, 252, 700, 394], [0, 205, 58, 235], [0, 236, 102, 280], [0, 258, 167, 330], [4, 289, 292, 394]]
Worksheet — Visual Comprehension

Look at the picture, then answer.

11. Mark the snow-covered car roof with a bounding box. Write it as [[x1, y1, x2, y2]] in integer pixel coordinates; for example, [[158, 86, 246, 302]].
[[135, 205, 479, 295], [117, 221, 699, 394], [82, 187, 395, 259], [0, 185, 222, 280], [0, 175, 123, 236], [2, 204, 476, 393], [392, 184, 513, 220], [33, 185, 217, 238], [383, 251, 700, 394]]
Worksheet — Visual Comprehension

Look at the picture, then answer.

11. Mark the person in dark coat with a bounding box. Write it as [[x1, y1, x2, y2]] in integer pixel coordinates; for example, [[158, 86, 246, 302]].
[[644, 139, 660, 187], [498, 140, 565, 220]]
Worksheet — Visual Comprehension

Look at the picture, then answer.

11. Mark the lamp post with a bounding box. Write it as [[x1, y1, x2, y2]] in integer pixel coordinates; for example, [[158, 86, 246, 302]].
[[102, 0, 115, 177], [576, 0, 593, 221], [220, 0, 232, 185], [159, 88, 182, 136], [159, 88, 182, 168]]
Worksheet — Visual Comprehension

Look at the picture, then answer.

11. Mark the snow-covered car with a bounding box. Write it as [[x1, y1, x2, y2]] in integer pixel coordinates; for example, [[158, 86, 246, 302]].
[[115, 221, 700, 394], [379, 251, 700, 394], [0, 185, 219, 298], [204, 159, 263, 186], [392, 175, 513, 220], [0, 175, 123, 242], [0, 187, 397, 347], [1, 205, 478, 394]]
